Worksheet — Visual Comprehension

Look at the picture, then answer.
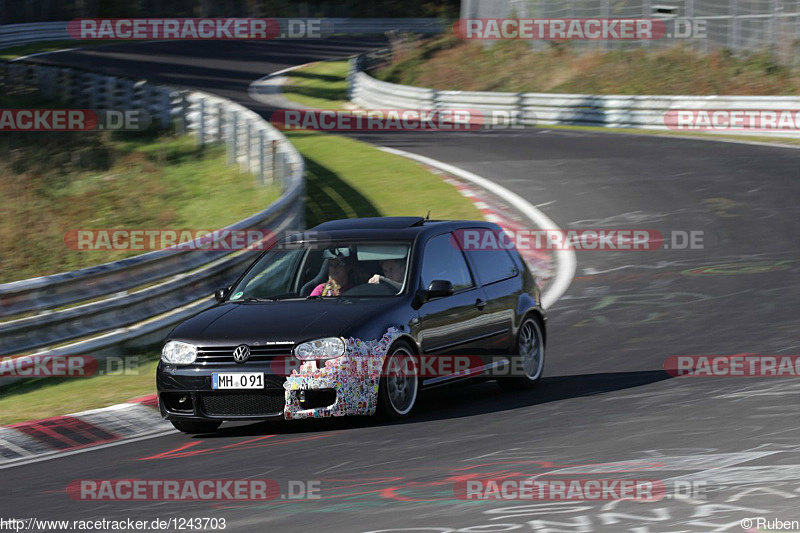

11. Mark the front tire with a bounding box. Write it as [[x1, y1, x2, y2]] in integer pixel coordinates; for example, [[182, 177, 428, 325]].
[[170, 419, 222, 434], [498, 316, 545, 391], [378, 342, 419, 420]]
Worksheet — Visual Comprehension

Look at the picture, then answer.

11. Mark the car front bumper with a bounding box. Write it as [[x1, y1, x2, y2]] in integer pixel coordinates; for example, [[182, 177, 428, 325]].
[[157, 327, 402, 422]]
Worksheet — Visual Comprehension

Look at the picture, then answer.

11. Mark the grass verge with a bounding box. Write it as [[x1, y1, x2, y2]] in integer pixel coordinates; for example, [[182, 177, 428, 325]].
[[279, 60, 351, 109], [273, 59, 484, 224], [0, 94, 280, 284], [289, 130, 483, 227], [0, 57, 483, 425], [376, 33, 800, 95], [0, 357, 159, 425]]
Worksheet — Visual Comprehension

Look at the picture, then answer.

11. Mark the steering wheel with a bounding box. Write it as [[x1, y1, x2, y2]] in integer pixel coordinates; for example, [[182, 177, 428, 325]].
[[342, 281, 397, 296]]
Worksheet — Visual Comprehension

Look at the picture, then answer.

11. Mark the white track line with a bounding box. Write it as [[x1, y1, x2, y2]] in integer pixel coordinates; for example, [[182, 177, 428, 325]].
[[11, 48, 81, 62], [3, 58, 577, 472], [377, 146, 576, 310], [0, 429, 175, 470]]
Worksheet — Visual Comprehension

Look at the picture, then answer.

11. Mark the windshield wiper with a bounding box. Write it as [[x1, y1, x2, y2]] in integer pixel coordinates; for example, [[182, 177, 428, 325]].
[[239, 297, 277, 302]]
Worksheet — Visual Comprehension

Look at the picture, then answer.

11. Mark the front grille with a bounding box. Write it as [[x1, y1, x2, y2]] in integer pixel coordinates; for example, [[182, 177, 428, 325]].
[[199, 392, 285, 417], [195, 344, 294, 365]]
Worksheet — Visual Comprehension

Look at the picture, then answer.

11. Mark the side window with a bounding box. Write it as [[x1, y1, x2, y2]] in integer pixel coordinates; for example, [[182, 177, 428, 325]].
[[420, 234, 474, 291], [466, 247, 519, 285]]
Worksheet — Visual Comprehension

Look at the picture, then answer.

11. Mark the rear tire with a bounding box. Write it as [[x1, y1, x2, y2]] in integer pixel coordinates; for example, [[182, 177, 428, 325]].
[[498, 316, 545, 391], [378, 342, 419, 420], [170, 419, 222, 434]]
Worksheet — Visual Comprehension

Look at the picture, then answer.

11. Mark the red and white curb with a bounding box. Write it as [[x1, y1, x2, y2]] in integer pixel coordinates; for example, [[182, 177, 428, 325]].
[[0, 154, 565, 469], [0, 62, 574, 468], [0, 155, 569, 468], [0, 395, 164, 468]]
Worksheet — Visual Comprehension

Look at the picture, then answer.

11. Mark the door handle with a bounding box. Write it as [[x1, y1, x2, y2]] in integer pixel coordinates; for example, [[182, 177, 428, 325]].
[[475, 299, 487, 310]]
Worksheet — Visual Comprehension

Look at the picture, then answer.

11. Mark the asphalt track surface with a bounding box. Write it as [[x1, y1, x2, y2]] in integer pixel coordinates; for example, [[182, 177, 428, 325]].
[[9, 39, 800, 532]]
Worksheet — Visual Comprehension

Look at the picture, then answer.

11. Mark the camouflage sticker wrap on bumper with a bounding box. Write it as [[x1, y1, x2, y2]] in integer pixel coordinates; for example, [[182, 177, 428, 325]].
[[283, 327, 402, 419]]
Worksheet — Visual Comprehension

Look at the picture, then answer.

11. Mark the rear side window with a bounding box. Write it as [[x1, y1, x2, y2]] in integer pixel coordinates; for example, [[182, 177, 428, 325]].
[[466, 248, 518, 285], [420, 234, 473, 291], [460, 228, 519, 285]]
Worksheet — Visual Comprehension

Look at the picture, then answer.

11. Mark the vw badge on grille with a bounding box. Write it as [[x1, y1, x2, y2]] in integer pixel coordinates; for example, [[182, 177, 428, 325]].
[[232, 344, 250, 363]]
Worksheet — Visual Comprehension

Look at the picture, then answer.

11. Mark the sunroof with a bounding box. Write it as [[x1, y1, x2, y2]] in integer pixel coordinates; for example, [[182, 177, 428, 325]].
[[312, 217, 426, 231]]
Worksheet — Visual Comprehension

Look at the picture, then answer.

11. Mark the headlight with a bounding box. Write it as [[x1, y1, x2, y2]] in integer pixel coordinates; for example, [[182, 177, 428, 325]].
[[294, 337, 345, 360], [162, 341, 197, 364]]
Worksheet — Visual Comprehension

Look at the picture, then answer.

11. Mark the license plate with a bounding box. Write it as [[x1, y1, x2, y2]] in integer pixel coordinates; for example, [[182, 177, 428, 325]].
[[212, 372, 264, 390]]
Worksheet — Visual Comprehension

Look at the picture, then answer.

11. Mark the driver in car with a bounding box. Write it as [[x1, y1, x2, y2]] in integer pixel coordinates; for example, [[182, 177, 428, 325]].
[[368, 259, 406, 292], [310, 255, 357, 296]]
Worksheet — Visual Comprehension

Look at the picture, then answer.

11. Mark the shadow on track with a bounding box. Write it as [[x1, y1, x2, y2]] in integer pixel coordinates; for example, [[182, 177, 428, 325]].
[[195, 370, 671, 439]]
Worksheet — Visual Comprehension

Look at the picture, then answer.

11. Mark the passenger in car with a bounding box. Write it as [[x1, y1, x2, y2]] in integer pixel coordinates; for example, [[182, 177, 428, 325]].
[[310, 255, 358, 296], [368, 259, 406, 291]]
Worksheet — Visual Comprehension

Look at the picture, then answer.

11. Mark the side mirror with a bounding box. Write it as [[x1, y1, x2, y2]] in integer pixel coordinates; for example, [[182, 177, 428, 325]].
[[426, 280, 454, 299], [214, 287, 230, 302], [412, 280, 454, 309]]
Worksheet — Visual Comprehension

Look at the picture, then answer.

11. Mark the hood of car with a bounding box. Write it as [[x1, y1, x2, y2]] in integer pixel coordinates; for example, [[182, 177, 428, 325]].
[[168, 298, 401, 346]]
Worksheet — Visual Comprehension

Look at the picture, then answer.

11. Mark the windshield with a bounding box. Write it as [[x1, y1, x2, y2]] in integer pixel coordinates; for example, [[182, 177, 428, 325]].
[[228, 241, 411, 300]]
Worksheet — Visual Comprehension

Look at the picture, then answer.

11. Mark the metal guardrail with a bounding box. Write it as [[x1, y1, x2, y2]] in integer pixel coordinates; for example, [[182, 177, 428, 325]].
[[0, 19, 446, 50], [0, 22, 69, 48], [349, 51, 800, 137], [0, 61, 305, 374]]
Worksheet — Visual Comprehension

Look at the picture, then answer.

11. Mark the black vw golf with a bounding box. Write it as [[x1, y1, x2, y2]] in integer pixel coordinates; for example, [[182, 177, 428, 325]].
[[157, 217, 546, 433]]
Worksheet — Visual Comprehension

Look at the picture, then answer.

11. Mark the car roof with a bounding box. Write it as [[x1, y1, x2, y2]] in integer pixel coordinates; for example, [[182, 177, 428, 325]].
[[297, 217, 500, 242], [313, 216, 427, 231]]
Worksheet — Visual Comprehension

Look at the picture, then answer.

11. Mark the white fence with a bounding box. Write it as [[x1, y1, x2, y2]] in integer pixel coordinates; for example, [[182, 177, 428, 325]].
[[461, 0, 800, 63], [350, 51, 800, 137]]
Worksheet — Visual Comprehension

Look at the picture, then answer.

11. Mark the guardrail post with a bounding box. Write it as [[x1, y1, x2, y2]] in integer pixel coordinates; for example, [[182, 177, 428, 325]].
[[197, 97, 206, 146], [601, 0, 610, 51], [770, 0, 781, 52], [258, 129, 267, 186], [346, 57, 357, 100], [133, 80, 145, 119], [642, 0, 652, 49], [729, 0, 739, 51], [36, 66, 47, 98], [62, 68, 74, 104], [216, 103, 225, 142], [271, 139, 278, 181], [281, 151, 289, 190], [112, 76, 121, 108], [158, 89, 171, 129], [174, 90, 188, 134], [244, 121, 252, 174], [228, 111, 238, 166], [89, 73, 101, 109]]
